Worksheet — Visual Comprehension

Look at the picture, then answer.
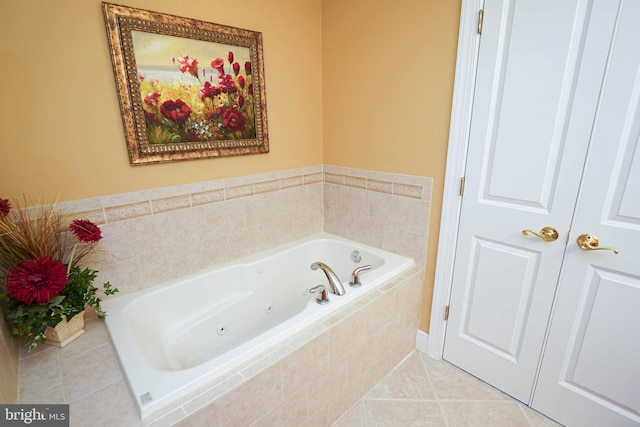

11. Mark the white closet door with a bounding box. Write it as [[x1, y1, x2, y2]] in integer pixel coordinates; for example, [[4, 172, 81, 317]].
[[532, 1, 640, 425], [443, 0, 609, 404]]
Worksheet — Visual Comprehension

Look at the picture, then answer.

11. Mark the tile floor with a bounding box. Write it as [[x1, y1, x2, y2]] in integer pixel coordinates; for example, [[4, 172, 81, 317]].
[[332, 351, 562, 427]]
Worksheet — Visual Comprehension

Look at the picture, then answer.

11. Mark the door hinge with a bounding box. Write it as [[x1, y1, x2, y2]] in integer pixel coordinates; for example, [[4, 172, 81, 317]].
[[459, 177, 465, 196], [478, 9, 484, 34], [444, 305, 450, 321]]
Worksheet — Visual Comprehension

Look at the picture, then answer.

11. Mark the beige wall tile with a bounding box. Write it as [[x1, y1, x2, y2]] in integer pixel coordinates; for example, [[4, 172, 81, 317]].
[[393, 182, 424, 199], [251, 384, 310, 427], [367, 179, 393, 194], [217, 363, 284, 426], [281, 175, 303, 188], [324, 172, 345, 185], [191, 189, 224, 206], [181, 374, 244, 416], [151, 195, 191, 214], [345, 175, 366, 189], [62, 208, 106, 225], [225, 183, 255, 200], [176, 403, 220, 427], [105, 201, 152, 222], [303, 172, 323, 184], [279, 333, 330, 398], [254, 179, 280, 194]]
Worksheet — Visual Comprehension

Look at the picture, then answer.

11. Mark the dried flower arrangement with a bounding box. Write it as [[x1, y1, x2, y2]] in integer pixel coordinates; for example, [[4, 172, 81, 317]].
[[0, 197, 118, 350]]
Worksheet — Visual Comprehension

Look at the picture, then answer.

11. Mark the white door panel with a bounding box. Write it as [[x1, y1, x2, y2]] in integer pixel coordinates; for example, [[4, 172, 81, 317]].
[[480, 0, 588, 209], [444, 0, 604, 403], [445, 0, 639, 424], [460, 238, 541, 361], [567, 268, 640, 409], [532, 2, 640, 424], [474, 0, 588, 210]]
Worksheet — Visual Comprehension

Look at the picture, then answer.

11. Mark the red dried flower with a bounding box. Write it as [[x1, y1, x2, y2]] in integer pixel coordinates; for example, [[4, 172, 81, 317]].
[[244, 61, 252, 75], [6, 257, 68, 305], [232, 62, 240, 76], [0, 198, 10, 215], [228, 51, 234, 64], [238, 75, 246, 89], [69, 219, 102, 243]]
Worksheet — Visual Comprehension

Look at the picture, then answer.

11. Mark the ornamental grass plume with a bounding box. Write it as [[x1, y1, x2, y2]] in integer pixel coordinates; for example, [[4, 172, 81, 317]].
[[0, 198, 68, 274], [0, 196, 118, 350]]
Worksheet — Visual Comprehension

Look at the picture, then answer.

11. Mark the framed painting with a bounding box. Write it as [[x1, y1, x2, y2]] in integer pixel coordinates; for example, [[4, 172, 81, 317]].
[[102, 3, 269, 165]]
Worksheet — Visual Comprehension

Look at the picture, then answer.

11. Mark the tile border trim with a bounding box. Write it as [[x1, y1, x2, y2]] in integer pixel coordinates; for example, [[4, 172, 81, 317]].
[[57, 165, 432, 226]]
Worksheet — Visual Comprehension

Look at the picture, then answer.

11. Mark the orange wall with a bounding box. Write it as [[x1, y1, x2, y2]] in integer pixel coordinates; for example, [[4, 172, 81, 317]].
[[0, 0, 323, 201], [322, 0, 461, 330], [0, 0, 462, 332]]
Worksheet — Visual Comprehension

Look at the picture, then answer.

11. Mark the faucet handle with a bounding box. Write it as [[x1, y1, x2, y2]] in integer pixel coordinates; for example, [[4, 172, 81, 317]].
[[349, 265, 373, 288], [309, 285, 330, 304]]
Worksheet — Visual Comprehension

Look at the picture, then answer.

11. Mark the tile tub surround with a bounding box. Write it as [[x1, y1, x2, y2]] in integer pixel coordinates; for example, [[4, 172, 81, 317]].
[[323, 165, 432, 266], [52, 165, 432, 298], [57, 165, 326, 298], [18, 265, 425, 426], [15, 164, 433, 423]]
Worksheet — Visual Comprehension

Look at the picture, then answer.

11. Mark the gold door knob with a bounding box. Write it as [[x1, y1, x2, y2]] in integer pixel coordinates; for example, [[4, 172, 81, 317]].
[[522, 226, 559, 242], [576, 234, 619, 254]]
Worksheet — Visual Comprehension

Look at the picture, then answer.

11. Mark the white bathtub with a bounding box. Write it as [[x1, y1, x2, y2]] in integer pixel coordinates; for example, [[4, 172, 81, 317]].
[[103, 232, 414, 418]]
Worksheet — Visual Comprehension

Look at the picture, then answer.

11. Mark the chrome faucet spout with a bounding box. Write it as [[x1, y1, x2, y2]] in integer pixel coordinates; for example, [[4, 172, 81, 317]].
[[310, 262, 346, 296]]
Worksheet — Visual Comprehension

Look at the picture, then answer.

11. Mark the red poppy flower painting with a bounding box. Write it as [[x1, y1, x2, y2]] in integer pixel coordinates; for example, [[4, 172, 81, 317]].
[[104, 3, 269, 165]]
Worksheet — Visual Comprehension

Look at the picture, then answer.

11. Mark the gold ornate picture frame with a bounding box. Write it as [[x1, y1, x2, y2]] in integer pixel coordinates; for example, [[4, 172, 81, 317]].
[[102, 3, 269, 165]]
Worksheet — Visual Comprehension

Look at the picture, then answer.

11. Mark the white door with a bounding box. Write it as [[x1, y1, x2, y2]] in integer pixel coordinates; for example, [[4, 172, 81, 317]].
[[443, 0, 609, 403], [444, 0, 640, 425], [532, 1, 640, 425]]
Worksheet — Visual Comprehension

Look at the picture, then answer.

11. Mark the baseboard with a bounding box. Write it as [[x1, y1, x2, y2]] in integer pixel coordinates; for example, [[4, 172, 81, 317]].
[[415, 330, 429, 354]]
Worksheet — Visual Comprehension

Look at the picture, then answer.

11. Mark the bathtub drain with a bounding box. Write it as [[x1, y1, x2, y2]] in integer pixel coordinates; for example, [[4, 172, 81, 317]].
[[217, 325, 227, 335], [264, 304, 273, 314]]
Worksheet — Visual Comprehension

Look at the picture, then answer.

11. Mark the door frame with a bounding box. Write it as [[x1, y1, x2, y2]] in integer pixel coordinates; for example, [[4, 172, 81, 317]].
[[428, 0, 484, 359]]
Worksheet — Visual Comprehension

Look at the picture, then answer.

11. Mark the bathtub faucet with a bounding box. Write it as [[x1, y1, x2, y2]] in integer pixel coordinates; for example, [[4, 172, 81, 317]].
[[310, 262, 346, 296]]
